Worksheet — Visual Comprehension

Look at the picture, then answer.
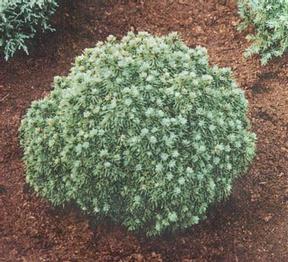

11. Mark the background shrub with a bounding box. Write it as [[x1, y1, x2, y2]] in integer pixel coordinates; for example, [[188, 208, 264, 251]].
[[20, 32, 256, 236], [0, 0, 58, 60], [238, 0, 288, 65]]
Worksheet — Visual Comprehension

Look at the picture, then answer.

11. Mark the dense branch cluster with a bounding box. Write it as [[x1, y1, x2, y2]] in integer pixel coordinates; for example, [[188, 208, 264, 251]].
[[0, 0, 58, 60], [238, 0, 288, 64], [20, 32, 256, 236]]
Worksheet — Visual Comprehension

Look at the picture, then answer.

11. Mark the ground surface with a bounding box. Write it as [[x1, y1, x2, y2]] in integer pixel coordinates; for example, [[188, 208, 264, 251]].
[[0, 0, 288, 261]]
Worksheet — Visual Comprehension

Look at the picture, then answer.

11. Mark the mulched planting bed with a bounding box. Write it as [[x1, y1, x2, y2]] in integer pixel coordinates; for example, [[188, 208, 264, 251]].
[[0, 0, 288, 260]]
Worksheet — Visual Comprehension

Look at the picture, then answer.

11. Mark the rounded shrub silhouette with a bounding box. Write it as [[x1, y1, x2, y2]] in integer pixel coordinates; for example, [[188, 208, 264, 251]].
[[20, 32, 256, 236]]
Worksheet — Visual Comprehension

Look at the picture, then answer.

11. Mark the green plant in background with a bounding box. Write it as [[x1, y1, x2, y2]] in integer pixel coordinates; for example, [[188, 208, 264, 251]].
[[20, 32, 256, 236], [238, 0, 288, 65], [0, 0, 58, 60]]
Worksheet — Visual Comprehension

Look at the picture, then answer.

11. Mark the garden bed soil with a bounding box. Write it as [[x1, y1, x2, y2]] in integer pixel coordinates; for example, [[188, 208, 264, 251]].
[[0, 0, 288, 261]]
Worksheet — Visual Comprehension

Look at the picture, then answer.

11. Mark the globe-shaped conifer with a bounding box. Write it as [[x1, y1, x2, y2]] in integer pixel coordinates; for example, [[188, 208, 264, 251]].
[[20, 32, 256, 236]]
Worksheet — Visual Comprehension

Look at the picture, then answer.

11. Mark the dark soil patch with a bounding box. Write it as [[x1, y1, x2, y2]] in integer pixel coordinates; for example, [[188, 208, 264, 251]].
[[1, 0, 288, 261]]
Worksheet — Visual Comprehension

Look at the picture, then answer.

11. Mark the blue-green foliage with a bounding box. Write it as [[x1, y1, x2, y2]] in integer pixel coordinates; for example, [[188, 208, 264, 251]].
[[20, 32, 256, 236], [238, 0, 288, 64], [0, 0, 58, 60]]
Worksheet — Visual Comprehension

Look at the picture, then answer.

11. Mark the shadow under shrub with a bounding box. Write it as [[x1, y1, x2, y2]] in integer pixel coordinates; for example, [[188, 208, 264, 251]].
[[20, 32, 256, 236]]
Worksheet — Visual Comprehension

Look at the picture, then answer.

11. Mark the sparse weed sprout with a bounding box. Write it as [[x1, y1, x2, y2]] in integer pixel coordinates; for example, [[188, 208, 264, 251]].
[[20, 32, 256, 236], [238, 0, 288, 64], [0, 0, 58, 60]]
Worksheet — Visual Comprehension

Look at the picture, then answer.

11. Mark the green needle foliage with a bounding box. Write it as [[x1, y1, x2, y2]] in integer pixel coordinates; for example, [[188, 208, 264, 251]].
[[0, 0, 58, 60], [20, 32, 256, 236], [238, 0, 288, 65]]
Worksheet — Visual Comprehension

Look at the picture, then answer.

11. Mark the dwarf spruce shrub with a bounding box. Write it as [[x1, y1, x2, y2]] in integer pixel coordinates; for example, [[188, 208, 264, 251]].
[[20, 32, 256, 236], [0, 0, 58, 60], [238, 0, 288, 64]]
